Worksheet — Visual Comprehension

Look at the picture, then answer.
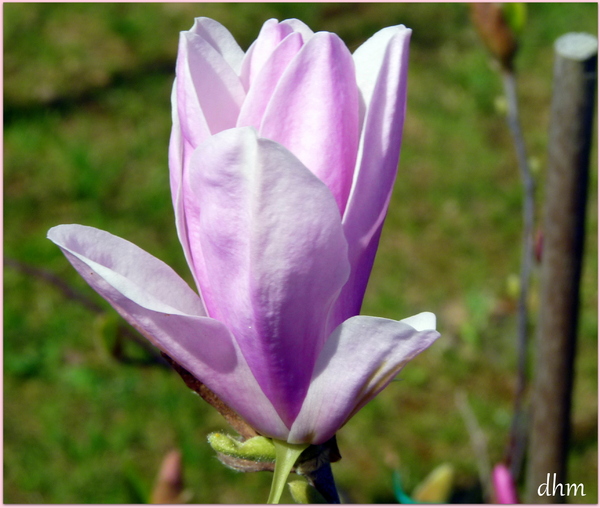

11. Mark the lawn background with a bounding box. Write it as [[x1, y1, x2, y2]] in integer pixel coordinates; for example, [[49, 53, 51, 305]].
[[4, 3, 597, 503]]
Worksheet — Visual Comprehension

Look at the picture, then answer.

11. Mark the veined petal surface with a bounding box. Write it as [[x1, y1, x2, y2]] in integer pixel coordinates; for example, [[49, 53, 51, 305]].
[[182, 127, 350, 427], [47, 224, 289, 439], [258, 31, 360, 214], [288, 313, 439, 444]]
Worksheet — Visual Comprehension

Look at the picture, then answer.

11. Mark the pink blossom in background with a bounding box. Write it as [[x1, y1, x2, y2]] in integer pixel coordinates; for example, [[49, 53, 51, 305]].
[[492, 464, 519, 504]]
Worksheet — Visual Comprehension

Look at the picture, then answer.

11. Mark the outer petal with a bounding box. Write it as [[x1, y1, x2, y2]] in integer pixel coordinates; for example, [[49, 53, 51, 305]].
[[333, 26, 412, 325], [169, 80, 208, 306], [288, 313, 439, 444], [47, 224, 289, 440], [169, 80, 195, 282], [259, 32, 360, 215], [189, 17, 245, 74], [171, 16, 246, 199], [182, 127, 350, 427], [176, 28, 245, 147]]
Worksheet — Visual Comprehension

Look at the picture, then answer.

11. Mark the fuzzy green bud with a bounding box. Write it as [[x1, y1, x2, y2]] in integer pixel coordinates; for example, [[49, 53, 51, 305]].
[[207, 433, 276, 462]]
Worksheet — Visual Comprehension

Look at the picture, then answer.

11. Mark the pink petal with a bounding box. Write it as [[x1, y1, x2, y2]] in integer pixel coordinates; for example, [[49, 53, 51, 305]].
[[171, 17, 246, 204], [169, 81, 193, 277], [258, 32, 360, 214], [169, 81, 207, 302], [188, 17, 244, 74], [333, 26, 412, 324], [182, 127, 350, 427], [279, 19, 314, 41], [288, 313, 439, 444], [240, 19, 296, 90], [175, 29, 245, 147], [169, 80, 183, 202], [239, 18, 314, 90], [237, 31, 304, 129], [47, 224, 289, 439], [171, 19, 247, 297]]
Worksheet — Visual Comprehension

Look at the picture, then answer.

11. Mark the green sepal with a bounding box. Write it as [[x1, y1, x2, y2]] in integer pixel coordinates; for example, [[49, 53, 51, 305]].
[[267, 440, 309, 504], [207, 433, 276, 462], [288, 479, 327, 504]]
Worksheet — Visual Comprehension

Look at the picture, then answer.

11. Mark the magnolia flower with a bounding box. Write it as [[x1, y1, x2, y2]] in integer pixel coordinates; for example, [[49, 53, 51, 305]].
[[48, 18, 439, 445]]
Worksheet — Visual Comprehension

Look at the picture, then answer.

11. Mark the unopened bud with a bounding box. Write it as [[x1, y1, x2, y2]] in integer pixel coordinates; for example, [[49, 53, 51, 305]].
[[412, 463, 455, 503], [208, 433, 276, 462], [492, 463, 519, 503], [471, 3, 520, 71], [150, 449, 192, 504]]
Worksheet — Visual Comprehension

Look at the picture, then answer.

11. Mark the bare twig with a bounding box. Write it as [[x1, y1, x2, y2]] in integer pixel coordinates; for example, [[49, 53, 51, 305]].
[[501, 68, 536, 481], [5, 256, 104, 313], [470, 4, 536, 481], [455, 391, 492, 501], [5, 256, 168, 367]]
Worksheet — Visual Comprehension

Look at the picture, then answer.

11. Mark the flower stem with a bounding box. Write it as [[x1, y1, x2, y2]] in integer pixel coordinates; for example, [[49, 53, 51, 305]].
[[267, 440, 309, 504]]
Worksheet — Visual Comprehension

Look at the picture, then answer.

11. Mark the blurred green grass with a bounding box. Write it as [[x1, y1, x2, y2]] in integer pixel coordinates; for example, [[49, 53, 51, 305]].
[[4, 3, 597, 504]]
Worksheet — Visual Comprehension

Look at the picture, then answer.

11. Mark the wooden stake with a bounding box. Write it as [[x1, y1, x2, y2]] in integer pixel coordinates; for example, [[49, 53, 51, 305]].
[[526, 33, 597, 503]]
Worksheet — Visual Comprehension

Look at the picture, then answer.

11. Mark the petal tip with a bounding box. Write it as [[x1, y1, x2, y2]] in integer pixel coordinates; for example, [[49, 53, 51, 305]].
[[47, 223, 77, 244], [401, 311, 437, 332]]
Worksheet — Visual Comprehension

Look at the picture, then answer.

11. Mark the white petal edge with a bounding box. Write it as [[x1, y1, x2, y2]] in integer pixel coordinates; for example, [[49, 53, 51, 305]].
[[400, 311, 436, 332]]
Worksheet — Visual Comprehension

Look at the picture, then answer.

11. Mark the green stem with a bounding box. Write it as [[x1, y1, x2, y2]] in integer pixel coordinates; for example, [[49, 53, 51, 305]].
[[267, 440, 309, 504]]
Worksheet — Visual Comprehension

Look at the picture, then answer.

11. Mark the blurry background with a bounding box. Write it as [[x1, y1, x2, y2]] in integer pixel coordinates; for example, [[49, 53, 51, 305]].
[[4, 3, 597, 503]]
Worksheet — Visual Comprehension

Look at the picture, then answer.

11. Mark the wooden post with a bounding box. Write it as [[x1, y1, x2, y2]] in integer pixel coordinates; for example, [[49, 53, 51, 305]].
[[526, 33, 597, 503]]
